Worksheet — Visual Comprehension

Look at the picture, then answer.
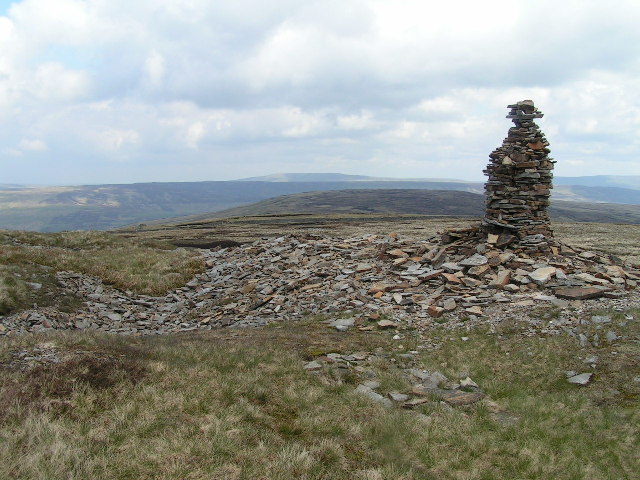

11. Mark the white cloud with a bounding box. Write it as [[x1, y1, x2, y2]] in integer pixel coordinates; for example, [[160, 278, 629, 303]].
[[143, 50, 165, 90], [186, 122, 206, 149], [18, 138, 47, 151], [7, 0, 106, 48], [99, 129, 140, 151], [2, 147, 22, 157], [387, 121, 420, 140], [0, 0, 639, 184], [280, 107, 328, 137], [33, 62, 89, 101], [336, 111, 376, 130]]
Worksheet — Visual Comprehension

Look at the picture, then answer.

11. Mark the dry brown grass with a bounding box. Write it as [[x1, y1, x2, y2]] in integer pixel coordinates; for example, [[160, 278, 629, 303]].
[[1, 217, 638, 477], [0, 265, 29, 315], [552, 222, 640, 265], [1, 307, 638, 479], [1, 351, 146, 421], [0, 230, 204, 305]]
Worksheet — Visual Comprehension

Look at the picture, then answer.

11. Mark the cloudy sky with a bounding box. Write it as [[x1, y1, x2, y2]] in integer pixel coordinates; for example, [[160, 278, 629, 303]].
[[1, 0, 639, 185]]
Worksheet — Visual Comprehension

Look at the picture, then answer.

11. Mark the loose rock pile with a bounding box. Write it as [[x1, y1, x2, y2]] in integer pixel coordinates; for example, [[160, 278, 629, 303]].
[[1, 99, 637, 337], [483, 100, 555, 253], [305, 352, 487, 409], [1, 232, 637, 336]]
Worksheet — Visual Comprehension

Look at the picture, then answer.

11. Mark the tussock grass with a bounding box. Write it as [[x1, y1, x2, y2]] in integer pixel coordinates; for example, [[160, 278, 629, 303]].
[[1, 312, 638, 479], [0, 265, 29, 315], [552, 222, 640, 265], [0, 230, 204, 303]]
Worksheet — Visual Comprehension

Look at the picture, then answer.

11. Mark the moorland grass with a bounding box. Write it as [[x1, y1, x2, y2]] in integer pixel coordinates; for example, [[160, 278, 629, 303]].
[[0, 223, 638, 478], [0, 230, 204, 307], [0, 264, 29, 315], [0, 310, 638, 480]]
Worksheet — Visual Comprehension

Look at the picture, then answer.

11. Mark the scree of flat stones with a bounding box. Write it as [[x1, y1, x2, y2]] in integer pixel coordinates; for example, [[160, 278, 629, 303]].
[[482, 100, 555, 253]]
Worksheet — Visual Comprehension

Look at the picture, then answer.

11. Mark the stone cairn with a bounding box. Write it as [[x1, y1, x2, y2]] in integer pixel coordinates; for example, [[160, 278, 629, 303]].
[[482, 100, 555, 253], [1, 100, 637, 340]]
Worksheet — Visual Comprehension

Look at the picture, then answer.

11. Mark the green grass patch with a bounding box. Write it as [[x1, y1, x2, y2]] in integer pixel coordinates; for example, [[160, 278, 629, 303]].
[[0, 312, 638, 479], [0, 265, 29, 315], [0, 230, 204, 308]]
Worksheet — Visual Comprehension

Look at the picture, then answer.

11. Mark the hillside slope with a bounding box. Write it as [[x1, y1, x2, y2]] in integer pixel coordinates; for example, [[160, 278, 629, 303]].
[[164, 189, 640, 225], [554, 175, 640, 190], [1, 176, 638, 231], [0, 181, 482, 231]]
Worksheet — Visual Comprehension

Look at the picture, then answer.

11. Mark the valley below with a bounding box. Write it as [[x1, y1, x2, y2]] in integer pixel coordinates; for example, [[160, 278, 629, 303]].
[[1, 173, 639, 232]]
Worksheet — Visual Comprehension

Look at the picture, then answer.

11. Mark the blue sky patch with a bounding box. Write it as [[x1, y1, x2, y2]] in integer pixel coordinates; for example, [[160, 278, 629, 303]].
[[0, 0, 17, 16]]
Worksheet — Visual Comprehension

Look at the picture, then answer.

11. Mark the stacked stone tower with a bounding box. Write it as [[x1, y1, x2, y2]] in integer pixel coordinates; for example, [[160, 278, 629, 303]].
[[482, 100, 555, 252]]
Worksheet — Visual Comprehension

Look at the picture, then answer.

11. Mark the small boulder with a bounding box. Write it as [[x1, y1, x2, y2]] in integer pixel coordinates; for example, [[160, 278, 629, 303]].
[[422, 371, 449, 389], [605, 331, 618, 343], [443, 391, 485, 406], [388, 392, 410, 403], [443, 298, 457, 311], [303, 361, 323, 372], [355, 384, 393, 408], [528, 267, 556, 285], [567, 373, 592, 385], [460, 377, 479, 389], [377, 319, 396, 329], [331, 318, 355, 331]]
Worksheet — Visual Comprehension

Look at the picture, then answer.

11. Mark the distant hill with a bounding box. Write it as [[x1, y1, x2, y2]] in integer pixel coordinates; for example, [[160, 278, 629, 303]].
[[234, 173, 640, 204], [0, 173, 638, 231], [0, 184, 39, 190], [0, 180, 483, 231], [239, 173, 639, 190], [161, 189, 640, 225], [234, 173, 474, 183], [235, 173, 376, 182], [553, 185, 640, 204], [177, 190, 483, 221], [554, 175, 640, 190]]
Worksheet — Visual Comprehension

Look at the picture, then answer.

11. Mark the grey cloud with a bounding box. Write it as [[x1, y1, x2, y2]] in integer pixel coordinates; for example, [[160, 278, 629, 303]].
[[1, 0, 640, 185], [58, 1, 640, 112]]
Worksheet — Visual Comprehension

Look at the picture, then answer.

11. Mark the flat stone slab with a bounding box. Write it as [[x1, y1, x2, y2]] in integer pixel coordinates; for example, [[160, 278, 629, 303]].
[[388, 392, 410, 403], [459, 254, 488, 267], [303, 361, 323, 371], [402, 397, 432, 408], [528, 267, 556, 285], [555, 287, 610, 300], [355, 384, 393, 408], [442, 391, 486, 406], [376, 320, 396, 329], [567, 373, 592, 385]]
